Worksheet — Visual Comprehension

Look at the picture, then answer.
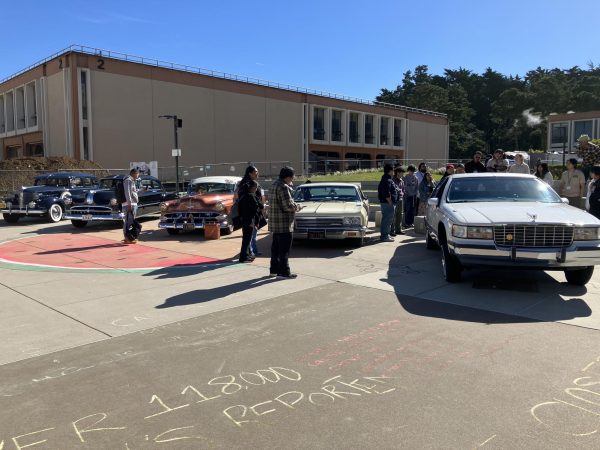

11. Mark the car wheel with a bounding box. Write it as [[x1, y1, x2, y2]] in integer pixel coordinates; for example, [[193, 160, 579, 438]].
[[47, 204, 64, 223], [564, 266, 594, 286], [441, 242, 462, 282], [2, 214, 19, 223], [167, 228, 180, 235], [426, 231, 439, 250], [71, 220, 88, 228]]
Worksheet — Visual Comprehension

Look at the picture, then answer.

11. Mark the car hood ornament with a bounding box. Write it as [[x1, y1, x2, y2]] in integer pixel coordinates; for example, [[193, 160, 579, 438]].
[[527, 212, 537, 222]]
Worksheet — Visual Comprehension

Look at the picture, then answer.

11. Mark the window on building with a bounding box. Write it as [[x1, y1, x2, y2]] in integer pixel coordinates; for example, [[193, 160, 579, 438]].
[[25, 142, 44, 157], [83, 126, 90, 160], [380, 117, 390, 145], [393, 119, 403, 146], [573, 120, 593, 143], [365, 115, 375, 145], [5, 91, 15, 132], [349, 112, 360, 143], [6, 146, 20, 159], [15, 87, 25, 130], [81, 71, 88, 121], [331, 110, 343, 142], [25, 82, 37, 128], [551, 123, 568, 145], [0, 95, 5, 133], [313, 107, 326, 140]]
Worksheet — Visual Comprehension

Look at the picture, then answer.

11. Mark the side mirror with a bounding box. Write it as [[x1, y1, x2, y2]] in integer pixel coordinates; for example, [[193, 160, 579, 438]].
[[561, 197, 570, 204], [427, 197, 439, 207]]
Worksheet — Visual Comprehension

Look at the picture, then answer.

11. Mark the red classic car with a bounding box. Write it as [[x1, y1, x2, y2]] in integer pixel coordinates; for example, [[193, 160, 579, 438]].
[[158, 176, 241, 236]]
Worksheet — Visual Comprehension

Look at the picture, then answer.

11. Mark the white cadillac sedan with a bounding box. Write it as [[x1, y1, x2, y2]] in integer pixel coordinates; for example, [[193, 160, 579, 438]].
[[424, 173, 600, 285]]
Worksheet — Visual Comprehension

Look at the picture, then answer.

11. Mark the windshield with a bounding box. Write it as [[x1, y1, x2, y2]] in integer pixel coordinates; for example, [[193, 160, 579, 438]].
[[294, 185, 360, 202], [446, 177, 562, 203], [191, 182, 235, 194]]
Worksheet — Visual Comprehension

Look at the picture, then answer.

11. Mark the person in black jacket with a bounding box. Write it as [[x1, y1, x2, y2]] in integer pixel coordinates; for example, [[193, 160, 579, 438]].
[[238, 180, 263, 263], [378, 163, 399, 242], [587, 166, 600, 219], [464, 151, 486, 173]]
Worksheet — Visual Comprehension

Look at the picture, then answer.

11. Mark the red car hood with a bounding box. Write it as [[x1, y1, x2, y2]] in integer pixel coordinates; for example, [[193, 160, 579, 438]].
[[163, 193, 233, 212]]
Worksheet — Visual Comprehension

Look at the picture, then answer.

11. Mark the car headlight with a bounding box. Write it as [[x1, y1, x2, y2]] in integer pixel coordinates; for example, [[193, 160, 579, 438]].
[[159, 202, 168, 212], [110, 198, 118, 206], [573, 227, 600, 241], [467, 226, 493, 240], [452, 224, 468, 238], [343, 216, 361, 226], [63, 197, 73, 205], [215, 202, 225, 212]]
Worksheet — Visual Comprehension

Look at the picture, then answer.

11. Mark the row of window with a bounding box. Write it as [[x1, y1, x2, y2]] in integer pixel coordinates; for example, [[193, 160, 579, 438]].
[[311, 106, 405, 148], [0, 80, 38, 136], [550, 119, 599, 147]]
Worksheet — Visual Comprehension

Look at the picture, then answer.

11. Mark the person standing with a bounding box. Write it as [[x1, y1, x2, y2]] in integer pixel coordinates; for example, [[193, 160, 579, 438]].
[[403, 165, 419, 228], [236, 165, 265, 256], [268, 166, 301, 278], [378, 164, 398, 242], [577, 134, 600, 180], [508, 153, 530, 174], [559, 158, 586, 209], [417, 172, 436, 216], [392, 166, 405, 235], [122, 168, 139, 244], [586, 166, 600, 218], [486, 149, 509, 172], [415, 162, 427, 213], [238, 180, 262, 263], [464, 151, 486, 173], [535, 163, 554, 184]]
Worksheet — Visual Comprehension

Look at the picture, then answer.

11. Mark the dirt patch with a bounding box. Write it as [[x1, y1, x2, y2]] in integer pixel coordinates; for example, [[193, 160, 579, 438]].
[[0, 157, 110, 195]]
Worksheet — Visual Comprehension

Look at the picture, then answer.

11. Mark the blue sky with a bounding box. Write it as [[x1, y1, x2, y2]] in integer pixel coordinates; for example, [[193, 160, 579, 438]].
[[1, 0, 596, 100]]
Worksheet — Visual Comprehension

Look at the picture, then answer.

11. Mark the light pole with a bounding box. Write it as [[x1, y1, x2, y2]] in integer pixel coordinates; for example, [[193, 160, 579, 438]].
[[158, 115, 183, 195]]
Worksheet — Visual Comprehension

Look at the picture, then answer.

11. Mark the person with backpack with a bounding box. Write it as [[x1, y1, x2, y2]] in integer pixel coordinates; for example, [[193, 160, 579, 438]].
[[121, 168, 140, 244]]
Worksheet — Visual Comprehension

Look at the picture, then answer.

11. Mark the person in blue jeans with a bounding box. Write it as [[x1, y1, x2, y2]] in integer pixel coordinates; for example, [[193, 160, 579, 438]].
[[403, 165, 418, 227], [377, 163, 398, 242]]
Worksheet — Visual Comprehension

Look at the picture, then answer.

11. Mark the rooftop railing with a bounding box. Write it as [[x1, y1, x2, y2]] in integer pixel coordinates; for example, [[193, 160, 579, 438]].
[[0, 44, 447, 118]]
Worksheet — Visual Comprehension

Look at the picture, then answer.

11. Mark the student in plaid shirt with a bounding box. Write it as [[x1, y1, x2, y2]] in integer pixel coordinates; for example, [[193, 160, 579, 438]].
[[268, 166, 302, 278]]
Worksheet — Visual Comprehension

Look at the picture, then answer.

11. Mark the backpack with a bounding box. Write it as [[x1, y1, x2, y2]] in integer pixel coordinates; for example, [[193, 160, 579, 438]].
[[115, 179, 127, 204]]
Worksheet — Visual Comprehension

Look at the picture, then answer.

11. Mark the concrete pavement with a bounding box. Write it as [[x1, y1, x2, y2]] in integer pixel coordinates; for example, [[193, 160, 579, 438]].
[[1, 217, 600, 448]]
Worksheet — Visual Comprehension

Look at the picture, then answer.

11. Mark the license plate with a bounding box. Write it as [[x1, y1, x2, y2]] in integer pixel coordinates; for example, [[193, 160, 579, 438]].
[[184, 223, 196, 231], [308, 231, 325, 239], [82, 214, 93, 220]]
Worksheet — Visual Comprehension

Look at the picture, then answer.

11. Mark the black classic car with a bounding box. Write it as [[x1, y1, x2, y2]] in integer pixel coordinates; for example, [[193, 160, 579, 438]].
[[1, 172, 98, 223], [64, 175, 176, 228]]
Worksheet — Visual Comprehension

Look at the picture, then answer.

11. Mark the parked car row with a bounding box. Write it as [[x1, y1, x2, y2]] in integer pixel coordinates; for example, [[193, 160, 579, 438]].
[[1, 172, 371, 246]]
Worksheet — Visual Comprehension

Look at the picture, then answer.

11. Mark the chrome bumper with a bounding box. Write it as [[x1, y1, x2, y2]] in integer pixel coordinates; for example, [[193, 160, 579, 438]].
[[294, 226, 367, 240], [64, 212, 124, 221], [1, 208, 47, 215], [158, 219, 230, 230], [448, 240, 600, 268]]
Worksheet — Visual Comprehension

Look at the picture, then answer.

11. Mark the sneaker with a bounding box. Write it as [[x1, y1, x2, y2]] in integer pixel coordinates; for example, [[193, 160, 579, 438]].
[[390, 233, 397, 237], [396, 230, 405, 235], [122, 239, 133, 245], [380, 237, 395, 242], [269, 272, 278, 278], [277, 273, 298, 279], [239, 259, 253, 264], [130, 239, 138, 244]]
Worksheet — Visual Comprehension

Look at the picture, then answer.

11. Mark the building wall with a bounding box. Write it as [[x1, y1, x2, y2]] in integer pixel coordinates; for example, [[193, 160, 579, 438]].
[[45, 71, 69, 157], [406, 120, 448, 162]]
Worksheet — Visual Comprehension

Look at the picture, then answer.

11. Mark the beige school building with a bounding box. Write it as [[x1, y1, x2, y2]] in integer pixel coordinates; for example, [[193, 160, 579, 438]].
[[0, 45, 449, 175]]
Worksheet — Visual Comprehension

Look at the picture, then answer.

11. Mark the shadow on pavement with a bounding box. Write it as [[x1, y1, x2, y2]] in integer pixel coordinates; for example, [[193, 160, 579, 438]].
[[143, 261, 239, 279], [387, 243, 592, 324], [156, 275, 280, 308]]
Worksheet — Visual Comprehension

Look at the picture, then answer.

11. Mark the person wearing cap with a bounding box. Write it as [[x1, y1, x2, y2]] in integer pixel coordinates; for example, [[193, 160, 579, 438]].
[[559, 158, 586, 209], [508, 153, 530, 174], [268, 166, 302, 278], [486, 149, 509, 172], [441, 164, 455, 179], [576, 134, 600, 180], [378, 163, 399, 242], [464, 151, 486, 173]]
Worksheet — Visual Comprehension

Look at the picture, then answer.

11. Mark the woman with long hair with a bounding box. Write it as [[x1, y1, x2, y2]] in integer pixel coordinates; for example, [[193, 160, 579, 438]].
[[236, 165, 265, 256], [535, 163, 553, 184]]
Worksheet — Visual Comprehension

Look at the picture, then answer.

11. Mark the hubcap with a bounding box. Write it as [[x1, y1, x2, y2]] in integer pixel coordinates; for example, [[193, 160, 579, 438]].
[[51, 205, 62, 221]]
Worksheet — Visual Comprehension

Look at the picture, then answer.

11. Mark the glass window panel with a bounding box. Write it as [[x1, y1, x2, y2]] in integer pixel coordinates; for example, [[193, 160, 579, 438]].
[[573, 121, 593, 143], [551, 123, 568, 144], [380, 118, 389, 145], [365, 115, 374, 144], [313, 108, 325, 140], [331, 110, 343, 141], [349, 113, 360, 143]]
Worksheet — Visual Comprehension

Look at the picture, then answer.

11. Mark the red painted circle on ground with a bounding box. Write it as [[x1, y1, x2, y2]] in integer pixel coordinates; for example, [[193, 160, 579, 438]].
[[0, 234, 222, 270]]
